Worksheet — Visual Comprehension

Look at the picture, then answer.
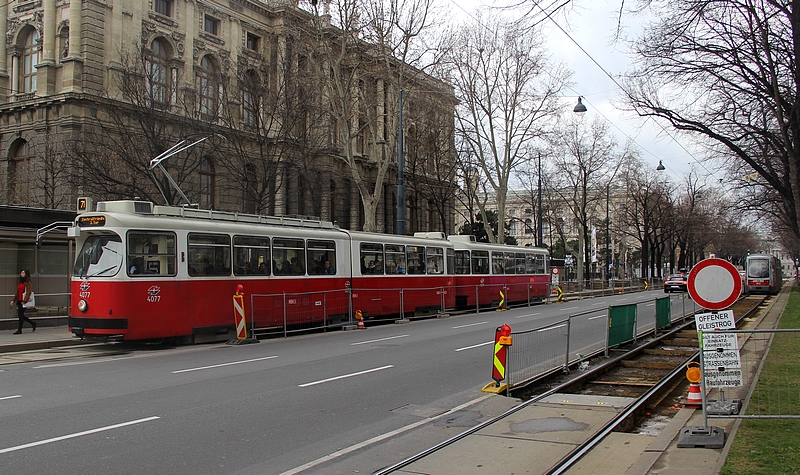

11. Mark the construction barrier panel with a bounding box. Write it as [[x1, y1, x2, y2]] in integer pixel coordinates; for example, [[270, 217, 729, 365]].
[[608, 303, 637, 347], [656, 296, 671, 331]]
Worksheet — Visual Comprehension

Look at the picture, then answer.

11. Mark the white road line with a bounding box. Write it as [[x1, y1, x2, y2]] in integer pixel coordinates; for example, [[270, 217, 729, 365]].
[[0, 416, 160, 455], [455, 341, 493, 352], [351, 335, 409, 345], [588, 315, 606, 320], [172, 355, 279, 374], [563, 307, 578, 310], [278, 395, 493, 475], [0, 395, 22, 401], [35, 356, 136, 369], [515, 312, 541, 319], [299, 365, 393, 388], [451, 322, 488, 329], [646, 303, 654, 307], [537, 324, 566, 332], [592, 302, 604, 305]]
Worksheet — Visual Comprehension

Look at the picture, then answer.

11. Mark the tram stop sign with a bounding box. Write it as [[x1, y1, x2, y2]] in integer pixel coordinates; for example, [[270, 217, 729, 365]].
[[687, 258, 742, 311]]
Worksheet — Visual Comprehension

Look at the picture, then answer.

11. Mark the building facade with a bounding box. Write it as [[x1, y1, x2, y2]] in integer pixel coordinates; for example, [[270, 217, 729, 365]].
[[0, 0, 457, 234]]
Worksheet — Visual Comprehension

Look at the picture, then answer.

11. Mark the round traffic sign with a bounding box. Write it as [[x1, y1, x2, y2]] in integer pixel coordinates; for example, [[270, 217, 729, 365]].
[[687, 258, 742, 311], [552, 267, 559, 274]]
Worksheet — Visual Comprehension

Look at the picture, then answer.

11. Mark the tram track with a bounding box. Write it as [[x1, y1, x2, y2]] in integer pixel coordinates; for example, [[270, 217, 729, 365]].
[[373, 294, 769, 475]]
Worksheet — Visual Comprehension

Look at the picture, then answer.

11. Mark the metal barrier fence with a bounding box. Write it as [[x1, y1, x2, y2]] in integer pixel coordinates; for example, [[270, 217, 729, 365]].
[[505, 295, 686, 388], [707, 329, 800, 419]]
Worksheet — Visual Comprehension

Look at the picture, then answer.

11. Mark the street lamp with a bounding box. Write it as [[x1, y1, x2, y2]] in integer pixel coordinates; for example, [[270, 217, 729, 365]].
[[656, 160, 666, 171], [573, 97, 587, 114]]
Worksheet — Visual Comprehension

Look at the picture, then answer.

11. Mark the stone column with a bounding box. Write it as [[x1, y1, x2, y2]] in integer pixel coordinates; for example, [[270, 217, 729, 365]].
[[350, 184, 360, 230], [61, 0, 83, 92], [0, 1, 8, 100], [37, 0, 57, 94]]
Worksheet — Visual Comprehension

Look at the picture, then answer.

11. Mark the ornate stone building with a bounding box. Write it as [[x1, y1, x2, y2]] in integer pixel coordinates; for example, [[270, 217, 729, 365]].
[[0, 0, 457, 234]]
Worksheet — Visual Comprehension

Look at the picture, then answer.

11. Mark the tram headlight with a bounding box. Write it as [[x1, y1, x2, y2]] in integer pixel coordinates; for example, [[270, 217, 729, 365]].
[[77, 299, 88, 313]]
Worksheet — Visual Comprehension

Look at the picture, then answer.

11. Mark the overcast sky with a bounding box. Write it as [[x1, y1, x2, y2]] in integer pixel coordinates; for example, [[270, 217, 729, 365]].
[[443, 0, 708, 182]]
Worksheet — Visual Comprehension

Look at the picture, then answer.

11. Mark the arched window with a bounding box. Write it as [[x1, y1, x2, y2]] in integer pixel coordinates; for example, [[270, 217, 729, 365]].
[[199, 157, 215, 209], [148, 39, 170, 105], [242, 70, 259, 127], [198, 56, 218, 118], [21, 29, 39, 93], [8, 141, 31, 204]]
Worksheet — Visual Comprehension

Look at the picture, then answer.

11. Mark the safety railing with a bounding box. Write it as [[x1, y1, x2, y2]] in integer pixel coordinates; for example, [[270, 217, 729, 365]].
[[503, 294, 686, 389], [705, 329, 800, 419]]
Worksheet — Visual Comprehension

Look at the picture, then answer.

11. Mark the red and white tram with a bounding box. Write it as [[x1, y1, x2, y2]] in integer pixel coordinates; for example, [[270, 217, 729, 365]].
[[67, 197, 549, 342], [449, 235, 550, 309]]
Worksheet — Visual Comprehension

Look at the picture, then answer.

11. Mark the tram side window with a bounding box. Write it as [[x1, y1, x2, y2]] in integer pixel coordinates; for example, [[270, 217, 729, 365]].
[[472, 251, 489, 274], [505, 253, 517, 275], [188, 233, 231, 276], [273, 238, 305, 276], [127, 231, 176, 277], [308, 240, 336, 275], [427, 247, 444, 274], [446, 248, 455, 275], [406, 246, 425, 275], [535, 254, 546, 274], [525, 254, 536, 274], [234, 235, 270, 275], [360, 242, 384, 275], [454, 251, 470, 274], [492, 252, 504, 274], [385, 244, 405, 274]]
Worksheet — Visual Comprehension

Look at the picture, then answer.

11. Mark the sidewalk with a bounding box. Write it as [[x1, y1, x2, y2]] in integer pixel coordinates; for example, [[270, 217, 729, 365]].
[[0, 320, 88, 353]]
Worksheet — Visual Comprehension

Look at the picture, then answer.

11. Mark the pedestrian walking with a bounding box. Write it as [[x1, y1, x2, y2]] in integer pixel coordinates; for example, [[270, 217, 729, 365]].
[[10, 269, 36, 334]]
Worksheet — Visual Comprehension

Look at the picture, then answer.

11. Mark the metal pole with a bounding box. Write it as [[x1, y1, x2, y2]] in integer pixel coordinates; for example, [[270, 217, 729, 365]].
[[564, 315, 572, 372], [397, 89, 405, 235], [475, 285, 479, 314], [537, 153, 543, 247]]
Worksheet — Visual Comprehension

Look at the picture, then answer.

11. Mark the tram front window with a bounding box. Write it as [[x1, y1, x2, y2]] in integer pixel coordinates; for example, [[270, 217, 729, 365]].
[[73, 233, 123, 278]]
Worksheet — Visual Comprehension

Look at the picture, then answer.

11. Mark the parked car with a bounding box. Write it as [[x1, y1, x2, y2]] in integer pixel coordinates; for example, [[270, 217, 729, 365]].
[[664, 274, 688, 293]]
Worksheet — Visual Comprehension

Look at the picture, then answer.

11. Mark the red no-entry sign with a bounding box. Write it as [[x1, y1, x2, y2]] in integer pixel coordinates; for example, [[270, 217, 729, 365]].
[[687, 258, 742, 311]]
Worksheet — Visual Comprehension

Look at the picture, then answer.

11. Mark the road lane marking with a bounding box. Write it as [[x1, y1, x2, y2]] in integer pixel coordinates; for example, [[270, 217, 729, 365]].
[[563, 306, 578, 310], [279, 395, 493, 475], [351, 335, 409, 345], [451, 322, 488, 329], [0, 416, 160, 455], [455, 341, 493, 352], [0, 395, 21, 401], [172, 355, 279, 374], [646, 303, 654, 307], [35, 356, 136, 369], [588, 315, 606, 320], [592, 302, 605, 305], [299, 365, 393, 388], [515, 312, 541, 319]]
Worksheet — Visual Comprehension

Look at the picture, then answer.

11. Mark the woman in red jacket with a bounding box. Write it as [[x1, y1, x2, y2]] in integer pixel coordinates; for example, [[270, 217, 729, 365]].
[[9, 269, 36, 334]]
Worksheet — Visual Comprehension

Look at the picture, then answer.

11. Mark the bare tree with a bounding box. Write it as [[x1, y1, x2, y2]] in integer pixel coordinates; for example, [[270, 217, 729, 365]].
[[445, 14, 568, 243], [625, 0, 800, 260], [549, 116, 626, 281], [68, 43, 207, 205], [304, 0, 442, 232]]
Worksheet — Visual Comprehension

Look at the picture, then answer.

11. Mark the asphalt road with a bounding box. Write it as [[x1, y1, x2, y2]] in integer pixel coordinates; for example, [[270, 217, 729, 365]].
[[0, 291, 694, 475]]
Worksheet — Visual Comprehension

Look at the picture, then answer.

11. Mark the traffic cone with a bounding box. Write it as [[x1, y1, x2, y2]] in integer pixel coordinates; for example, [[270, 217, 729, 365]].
[[685, 382, 702, 407], [355, 310, 366, 330]]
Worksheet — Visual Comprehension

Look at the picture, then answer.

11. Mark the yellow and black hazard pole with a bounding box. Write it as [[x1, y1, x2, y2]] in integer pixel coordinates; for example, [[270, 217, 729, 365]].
[[482, 324, 513, 394], [557, 285, 564, 303], [496, 288, 506, 312]]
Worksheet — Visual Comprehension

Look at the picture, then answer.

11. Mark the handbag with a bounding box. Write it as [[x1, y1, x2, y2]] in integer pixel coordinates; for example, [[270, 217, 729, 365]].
[[22, 291, 35, 308]]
